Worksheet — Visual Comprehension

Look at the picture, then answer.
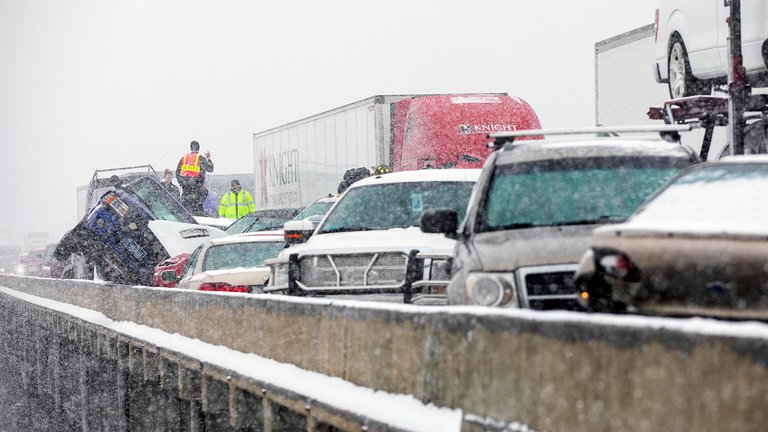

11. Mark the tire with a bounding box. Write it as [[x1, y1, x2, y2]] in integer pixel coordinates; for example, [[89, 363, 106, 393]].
[[668, 35, 710, 98]]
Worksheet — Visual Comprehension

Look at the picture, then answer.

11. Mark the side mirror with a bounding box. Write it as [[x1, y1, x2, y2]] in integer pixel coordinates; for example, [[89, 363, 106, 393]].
[[420, 208, 458, 238], [284, 220, 316, 244], [161, 270, 180, 282]]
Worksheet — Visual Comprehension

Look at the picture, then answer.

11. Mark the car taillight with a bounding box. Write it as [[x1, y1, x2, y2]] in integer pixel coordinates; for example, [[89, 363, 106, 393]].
[[198, 282, 251, 293], [654, 9, 659, 42], [598, 254, 641, 283]]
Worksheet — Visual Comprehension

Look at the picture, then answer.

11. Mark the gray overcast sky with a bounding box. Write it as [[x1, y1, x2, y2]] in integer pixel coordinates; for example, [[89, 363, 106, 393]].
[[0, 0, 656, 243]]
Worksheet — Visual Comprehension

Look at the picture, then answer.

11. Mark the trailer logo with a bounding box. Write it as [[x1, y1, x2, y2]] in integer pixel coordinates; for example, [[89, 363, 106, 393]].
[[459, 124, 518, 134], [268, 149, 300, 187], [257, 148, 301, 208]]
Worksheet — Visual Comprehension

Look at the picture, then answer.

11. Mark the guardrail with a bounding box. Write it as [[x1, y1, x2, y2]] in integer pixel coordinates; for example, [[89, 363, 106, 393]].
[[1, 274, 767, 431]]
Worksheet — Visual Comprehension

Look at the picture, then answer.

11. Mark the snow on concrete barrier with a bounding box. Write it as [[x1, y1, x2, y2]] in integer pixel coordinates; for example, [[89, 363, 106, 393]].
[[1, 275, 767, 431]]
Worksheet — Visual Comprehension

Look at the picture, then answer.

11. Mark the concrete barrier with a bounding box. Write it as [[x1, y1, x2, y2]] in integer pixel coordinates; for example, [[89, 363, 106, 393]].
[[1, 274, 767, 431]]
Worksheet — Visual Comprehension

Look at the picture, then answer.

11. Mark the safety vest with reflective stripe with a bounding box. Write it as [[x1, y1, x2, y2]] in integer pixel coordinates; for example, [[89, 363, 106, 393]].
[[179, 152, 201, 177], [218, 190, 256, 219]]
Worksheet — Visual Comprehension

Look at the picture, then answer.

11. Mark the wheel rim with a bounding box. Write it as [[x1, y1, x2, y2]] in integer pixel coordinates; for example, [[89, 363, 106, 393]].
[[669, 42, 687, 98]]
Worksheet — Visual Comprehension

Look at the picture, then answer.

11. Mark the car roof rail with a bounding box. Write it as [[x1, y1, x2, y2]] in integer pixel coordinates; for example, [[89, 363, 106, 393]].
[[487, 124, 698, 150]]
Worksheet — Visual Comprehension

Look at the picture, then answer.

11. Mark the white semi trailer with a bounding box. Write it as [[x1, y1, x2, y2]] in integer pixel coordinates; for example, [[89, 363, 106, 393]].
[[252, 93, 542, 210]]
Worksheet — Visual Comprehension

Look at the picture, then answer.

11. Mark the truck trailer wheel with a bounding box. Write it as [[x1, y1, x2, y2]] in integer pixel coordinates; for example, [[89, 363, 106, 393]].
[[668, 35, 710, 98]]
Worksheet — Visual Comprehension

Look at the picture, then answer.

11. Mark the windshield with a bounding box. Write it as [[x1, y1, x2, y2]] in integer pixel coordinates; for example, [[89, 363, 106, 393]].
[[127, 177, 196, 223], [318, 181, 475, 233], [202, 241, 286, 271], [292, 200, 335, 221], [225, 215, 292, 234], [479, 156, 688, 231]]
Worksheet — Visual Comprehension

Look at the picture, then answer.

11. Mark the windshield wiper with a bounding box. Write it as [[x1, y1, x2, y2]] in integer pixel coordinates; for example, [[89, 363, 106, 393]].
[[546, 216, 626, 227], [320, 227, 375, 234], [488, 222, 538, 230]]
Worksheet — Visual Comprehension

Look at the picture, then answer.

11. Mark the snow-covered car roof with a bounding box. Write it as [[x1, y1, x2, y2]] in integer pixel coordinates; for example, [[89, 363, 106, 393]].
[[496, 137, 696, 165], [346, 168, 482, 190], [718, 154, 768, 163]]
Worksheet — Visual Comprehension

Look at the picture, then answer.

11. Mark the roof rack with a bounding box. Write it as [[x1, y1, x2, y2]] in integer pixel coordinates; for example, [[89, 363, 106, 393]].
[[487, 124, 697, 149]]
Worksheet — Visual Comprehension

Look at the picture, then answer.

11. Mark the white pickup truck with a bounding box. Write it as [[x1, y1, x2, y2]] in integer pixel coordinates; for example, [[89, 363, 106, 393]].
[[265, 169, 480, 303]]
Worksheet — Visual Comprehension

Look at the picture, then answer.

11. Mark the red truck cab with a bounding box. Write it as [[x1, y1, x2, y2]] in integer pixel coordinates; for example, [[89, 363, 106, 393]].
[[392, 94, 541, 171]]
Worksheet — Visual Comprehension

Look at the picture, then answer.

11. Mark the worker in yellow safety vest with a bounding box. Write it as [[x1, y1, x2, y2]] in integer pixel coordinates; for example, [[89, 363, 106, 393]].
[[218, 179, 256, 219]]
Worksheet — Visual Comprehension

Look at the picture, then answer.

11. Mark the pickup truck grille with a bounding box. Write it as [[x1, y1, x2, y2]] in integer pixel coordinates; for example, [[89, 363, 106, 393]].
[[519, 265, 580, 310], [298, 252, 409, 289]]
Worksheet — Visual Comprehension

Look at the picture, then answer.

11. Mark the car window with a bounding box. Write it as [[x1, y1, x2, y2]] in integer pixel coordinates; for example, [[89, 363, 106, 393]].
[[479, 156, 689, 231], [319, 181, 475, 233], [202, 241, 286, 271], [127, 177, 196, 223], [631, 163, 768, 231], [225, 215, 292, 234], [292, 200, 334, 221], [181, 245, 203, 280]]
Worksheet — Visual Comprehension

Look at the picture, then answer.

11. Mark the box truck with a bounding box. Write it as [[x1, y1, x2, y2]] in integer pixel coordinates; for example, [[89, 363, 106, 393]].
[[252, 93, 541, 210]]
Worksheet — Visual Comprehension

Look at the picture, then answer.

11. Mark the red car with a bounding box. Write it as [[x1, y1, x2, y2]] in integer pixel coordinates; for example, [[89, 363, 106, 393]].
[[153, 252, 191, 288]]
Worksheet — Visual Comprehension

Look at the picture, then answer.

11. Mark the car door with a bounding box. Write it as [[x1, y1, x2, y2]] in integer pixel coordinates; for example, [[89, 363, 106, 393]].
[[716, 0, 768, 73], [741, 0, 768, 72], [679, 0, 721, 77]]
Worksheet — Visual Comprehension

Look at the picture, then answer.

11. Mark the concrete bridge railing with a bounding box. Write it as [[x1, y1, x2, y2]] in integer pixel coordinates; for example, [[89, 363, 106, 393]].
[[1, 274, 767, 431]]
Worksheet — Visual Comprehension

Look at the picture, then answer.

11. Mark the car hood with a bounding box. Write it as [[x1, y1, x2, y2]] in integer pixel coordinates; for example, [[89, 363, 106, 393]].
[[189, 267, 271, 287], [148, 220, 227, 257], [277, 227, 456, 260], [471, 224, 600, 271]]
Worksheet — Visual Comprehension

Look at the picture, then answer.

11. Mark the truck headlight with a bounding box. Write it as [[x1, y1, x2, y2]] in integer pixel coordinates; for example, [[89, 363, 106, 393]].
[[270, 263, 288, 288], [465, 273, 516, 307]]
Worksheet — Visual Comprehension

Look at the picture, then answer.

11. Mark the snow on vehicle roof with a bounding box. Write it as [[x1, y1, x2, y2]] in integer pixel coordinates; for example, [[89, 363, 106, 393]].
[[718, 154, 768, 163], [496, 136, 694, 164], [348, 168, 481, 189]]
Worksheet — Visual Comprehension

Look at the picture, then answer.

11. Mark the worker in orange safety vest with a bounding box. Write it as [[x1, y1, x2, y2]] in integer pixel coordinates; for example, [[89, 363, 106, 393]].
[[175, 140, 214, 215]]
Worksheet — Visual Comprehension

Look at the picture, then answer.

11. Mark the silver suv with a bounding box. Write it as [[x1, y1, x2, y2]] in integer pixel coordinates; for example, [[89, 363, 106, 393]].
[[420, 126, 699, 309]]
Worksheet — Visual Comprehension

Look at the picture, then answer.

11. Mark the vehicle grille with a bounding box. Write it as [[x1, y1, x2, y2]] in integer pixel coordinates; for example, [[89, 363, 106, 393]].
[[519, 265, 580, 310], [298, 252, 409, 289]]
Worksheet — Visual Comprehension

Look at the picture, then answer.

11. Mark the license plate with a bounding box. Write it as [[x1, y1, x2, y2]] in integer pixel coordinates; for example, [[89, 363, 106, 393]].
[[122, 237, 147, 261]]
